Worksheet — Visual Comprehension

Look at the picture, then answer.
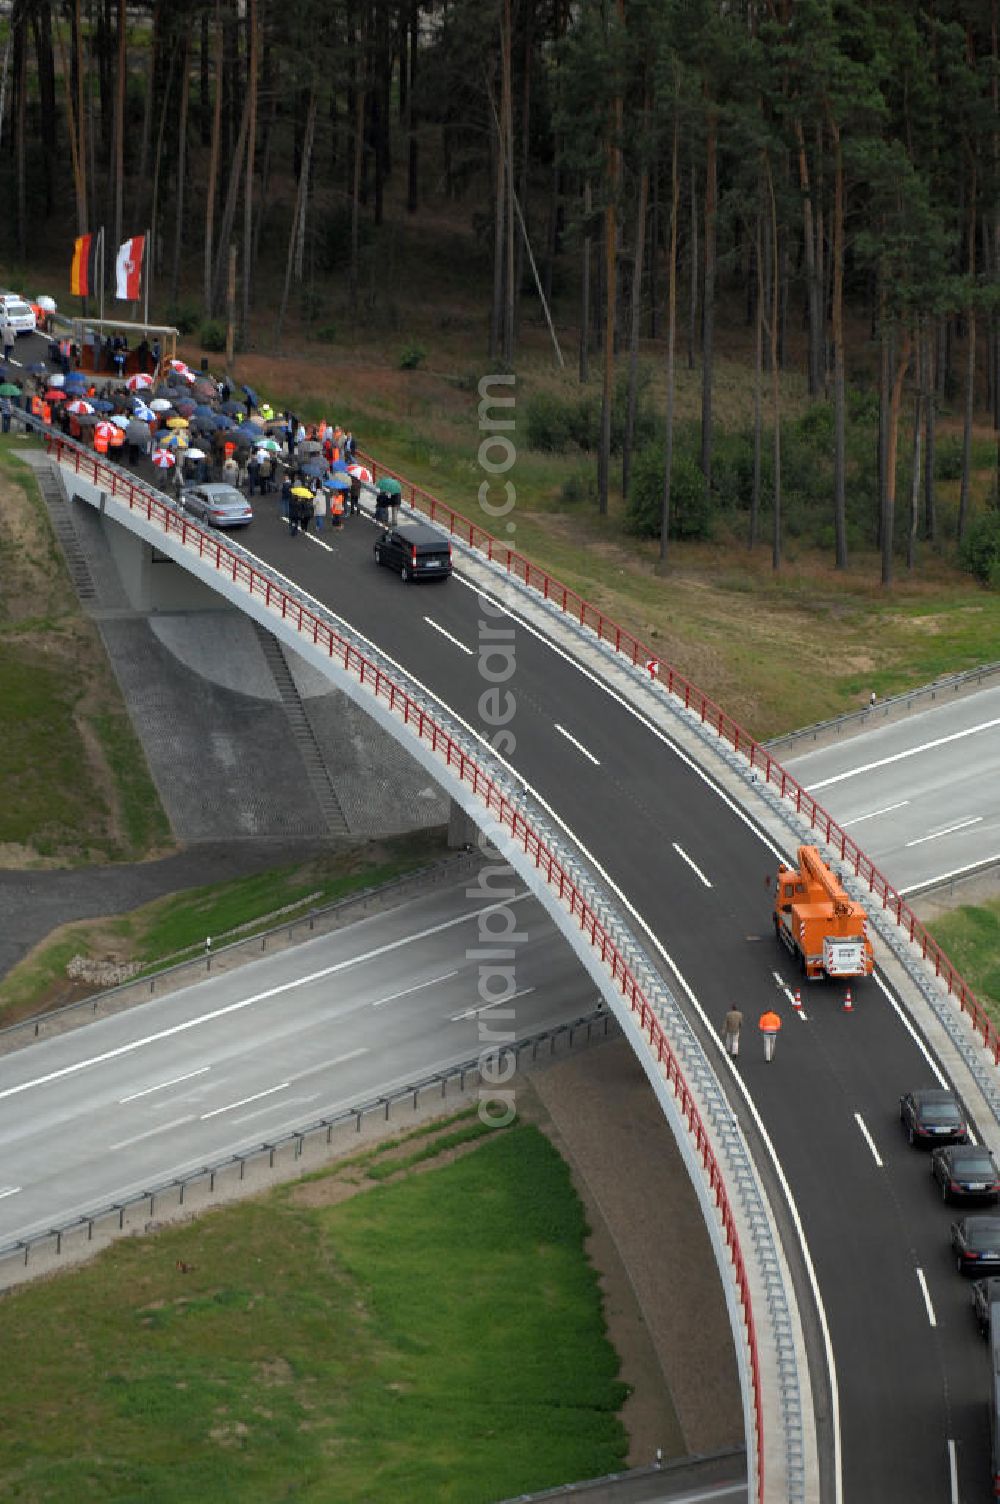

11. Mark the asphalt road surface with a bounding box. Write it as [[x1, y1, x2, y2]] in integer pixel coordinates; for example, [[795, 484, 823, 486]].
[[784, 685, 1000, 894], [0, 881, 592, 1249], [200, 502, 995, 1503]]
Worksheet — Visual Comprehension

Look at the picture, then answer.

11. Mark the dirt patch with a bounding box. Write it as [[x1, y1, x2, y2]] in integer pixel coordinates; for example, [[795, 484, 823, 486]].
[[288, 1121, 491, 1210]]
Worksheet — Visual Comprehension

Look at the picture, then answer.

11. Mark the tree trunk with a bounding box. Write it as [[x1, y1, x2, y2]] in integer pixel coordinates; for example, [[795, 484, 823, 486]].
[[276, 87, 317, 343], [150, 45, 179, 297], [623, 151, 649, 503], [830, 117, 848, 569], [908, 343, 922, 572], [350, 10, 365, 315], [112, 0, 125, 255], [203, 0, 222, 315], [14, 14, 26, 262], [700, 104, 717, 493], [883, 329, 912, 587], [406, 0, 418, 211], [501, 0, 515, 363], [764, 155, 781, 572], [660, 110, 679, 569], [170, 34, 191, 311], [924, 324, 938, 541], [32, 4, 57, 215], [794, 117, 822, 396], [687, 158, 697, 371], [958, 186, 976, 542], [580, 178, 591, 383], [211, 83, 250, 311], [751, 207, 763, 552], [489, 69, 504, 360], [240, 0, 258, 337]]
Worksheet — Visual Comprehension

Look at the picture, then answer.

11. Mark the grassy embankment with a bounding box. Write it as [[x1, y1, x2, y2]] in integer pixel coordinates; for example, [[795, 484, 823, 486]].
[[0, 1117, 631, 1504]]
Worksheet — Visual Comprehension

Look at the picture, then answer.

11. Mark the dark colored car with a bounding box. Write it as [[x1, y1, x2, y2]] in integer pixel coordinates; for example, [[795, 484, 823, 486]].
[[972, 1277, 1000, 1337], [899, 1088, 968, 1147], [181, 482, 253, 529], [952, 1216, 1000, 1275], [932, 1144, 1000, 1203], [373, 523, 452, 582]]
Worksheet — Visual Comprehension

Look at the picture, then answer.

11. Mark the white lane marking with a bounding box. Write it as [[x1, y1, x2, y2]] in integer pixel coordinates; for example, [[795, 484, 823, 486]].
[[108, 1115, 195, 1152], [841, 799, 910, 827], [0, 896, 530, 1106], [303, 530, 334, 553], [201, 1083, 289, 1121], [672, 842, 713, 888], [854, 1113, 883, 1168], [119, 1067, 210, 1104], [424, 617, 474, 655], [554, 723, 600, 765], [287, 1048, 368, 1082], [773, 973, 808, 1021], [916, 1267, 937, 1328], [948, 1439, 959, 1504], [0, 1186, 21, 1201], [372, 971, 459, 1007], [899, 852, 1000, 895], [905, 816, 983, 848], [450, 986, 536, 1022], [807, 716, 1000, 790]]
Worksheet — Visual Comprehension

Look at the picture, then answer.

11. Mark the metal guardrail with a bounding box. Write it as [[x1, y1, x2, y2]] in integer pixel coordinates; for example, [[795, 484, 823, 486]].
[[0, 850, 483, 1052], [763, 661, 1000, 755], [0, 1009, 616, 1274], [36, 421, 777, 1503]]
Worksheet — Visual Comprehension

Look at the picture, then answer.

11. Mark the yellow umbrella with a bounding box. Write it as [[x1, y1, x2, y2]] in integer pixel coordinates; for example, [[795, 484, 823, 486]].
[[166, 416, 189, 429], [291, 485, 313, 498]]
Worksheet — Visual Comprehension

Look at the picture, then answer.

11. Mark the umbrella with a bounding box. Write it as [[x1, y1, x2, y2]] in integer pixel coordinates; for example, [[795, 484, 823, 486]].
[[108, 413, 131, 430], [150, 398, 174, 413], [151, 448, 176, 468], [132, 400, 155, 420], [26, 362, 48, 376], [185, 447, 207, 461], [348, 464, 372, 484], [166, 416, 189, 429], [90, 398, 115, 413], [75, 412, 99, 427], [36, 295, 57, 313], [126, 372, 154, 391], [163, 431, 189, 449], [43, 389, 67, 402], [192, 404, 216, 419], [169, 358, 193, 377], [220, 400, 245, 416], [0, 381, 22, 397], [125, 419, 151, 444], [291, 485, 313, 499], [242, 384, 259, 407], [298, 439, 322, 455], [65, 399, 94, 416], [380, 477, 403, 496], [331, 459, 348, 472], [256, 437, 279, 452], [154, 383, 176, 398], [234, 421, 261, 437], [192, 379, 217, 400], [211, 413, 236, 430], [173, 400, 197, 417], [300, 459, 327, 478], [62, 371, 88, 386], [326, 473, 351, 491], [47, 372, 65, 389]]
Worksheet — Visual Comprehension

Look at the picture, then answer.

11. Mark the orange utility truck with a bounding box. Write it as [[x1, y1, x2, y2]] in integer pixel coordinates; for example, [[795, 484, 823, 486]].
[[773, 846, 874, 981]]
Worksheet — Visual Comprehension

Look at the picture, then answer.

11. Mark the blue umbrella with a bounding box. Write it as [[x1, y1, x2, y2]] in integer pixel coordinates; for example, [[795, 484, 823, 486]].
[[211, 413, 236, 429], [331, 459, 348, 472], [28, 362, 51, 376], [193, 404, 216, 419], [132, 400, 155, 421], [90, 398, 115, 412], [325, 472, 351, 490], [234, 421, 261, 437], [300, 459, 328, 478]]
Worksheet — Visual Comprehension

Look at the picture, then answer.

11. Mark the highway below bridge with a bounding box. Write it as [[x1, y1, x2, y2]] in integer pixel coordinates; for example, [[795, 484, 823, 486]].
[[15, 413, 1000, 1502]]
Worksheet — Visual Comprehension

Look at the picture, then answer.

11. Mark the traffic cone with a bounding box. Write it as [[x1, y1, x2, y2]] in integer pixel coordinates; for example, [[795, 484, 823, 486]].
[[792, 989, 802, 1012], [843, 987, 854, 1013]]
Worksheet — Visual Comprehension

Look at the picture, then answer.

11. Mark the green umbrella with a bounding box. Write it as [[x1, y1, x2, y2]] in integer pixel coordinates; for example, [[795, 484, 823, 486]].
[[0, 382, 21, 396], [380, 476, 402, 496]]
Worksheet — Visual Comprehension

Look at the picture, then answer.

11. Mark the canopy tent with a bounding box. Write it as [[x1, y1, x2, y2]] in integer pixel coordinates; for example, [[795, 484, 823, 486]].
[[69, 318, 180, 380]]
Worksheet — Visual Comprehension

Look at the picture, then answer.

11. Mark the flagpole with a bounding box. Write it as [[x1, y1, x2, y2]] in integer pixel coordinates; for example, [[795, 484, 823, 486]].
[[144, 226, 150, 328]]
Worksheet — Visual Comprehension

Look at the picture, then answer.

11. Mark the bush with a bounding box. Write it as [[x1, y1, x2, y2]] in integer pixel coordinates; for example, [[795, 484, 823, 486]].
[[399, 344, 427, 371], [199, 319, 226, 353], [935, 435, 964, 481], [170, 302, 201, 336], [560, 469, 597, 507], [526, 390, 579, 452], [959, 509, 1000, 586], [625, 443, 712, 541]]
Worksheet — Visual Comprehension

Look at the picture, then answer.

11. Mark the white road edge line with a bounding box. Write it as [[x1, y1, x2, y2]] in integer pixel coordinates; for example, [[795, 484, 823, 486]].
[[916, 1267, 937, 1328], [807, 715, 1000, 790], [553, 722, 600, 765], [200, 1083, 289, 1121], [0, 895, 530, 1105], [854, 1113, 883, 1168], [451, 986, 536, 1022], [108, 1115, 195, 1152], [372, 971, 459, 1007], [947, 1438, 959, 1504], [672, 842, 713, 888], [841, 799, 910, 827], [905, 816, 983, 849], [424, 617, 474, 655], [0, 1186, 21, 1200], [119, 1067, 211, 1104], [287, 1048, 369, 1083]]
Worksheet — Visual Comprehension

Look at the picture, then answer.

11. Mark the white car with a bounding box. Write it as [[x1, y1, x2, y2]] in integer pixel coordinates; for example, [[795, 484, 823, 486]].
[[0, 295, 36, 335]]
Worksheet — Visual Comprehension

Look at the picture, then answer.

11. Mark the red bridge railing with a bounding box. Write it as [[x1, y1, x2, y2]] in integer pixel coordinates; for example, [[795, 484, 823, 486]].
[[47, 430, 765, 1500], [362, 450, 1000, 1065]]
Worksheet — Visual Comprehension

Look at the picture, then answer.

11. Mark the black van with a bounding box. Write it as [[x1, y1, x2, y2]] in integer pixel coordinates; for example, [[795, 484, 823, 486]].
[[373, 522, 452, 582]]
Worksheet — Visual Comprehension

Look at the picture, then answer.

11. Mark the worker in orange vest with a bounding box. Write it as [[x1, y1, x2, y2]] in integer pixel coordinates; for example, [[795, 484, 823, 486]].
[[758, 1009, 782, 1063]]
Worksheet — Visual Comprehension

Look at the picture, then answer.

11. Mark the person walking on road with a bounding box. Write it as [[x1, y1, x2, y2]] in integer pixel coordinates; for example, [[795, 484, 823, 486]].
[[723, 1006, 743, 1058], [758, 1009, 782, 1062]]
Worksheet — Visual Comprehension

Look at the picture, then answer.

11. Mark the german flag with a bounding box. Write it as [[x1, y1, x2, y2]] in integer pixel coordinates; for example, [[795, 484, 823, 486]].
[[70, 234, 96, 298]]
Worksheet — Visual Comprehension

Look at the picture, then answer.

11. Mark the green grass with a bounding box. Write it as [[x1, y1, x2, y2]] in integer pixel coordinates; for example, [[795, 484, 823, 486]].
[[928, 899, 1000, 1018], [0, 830, 448, 1022], [0, 1123, 630, 1503]]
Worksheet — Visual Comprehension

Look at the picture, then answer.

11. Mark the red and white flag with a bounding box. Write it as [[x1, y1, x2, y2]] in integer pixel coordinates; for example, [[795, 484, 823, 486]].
[[115, 234, 145, 300]]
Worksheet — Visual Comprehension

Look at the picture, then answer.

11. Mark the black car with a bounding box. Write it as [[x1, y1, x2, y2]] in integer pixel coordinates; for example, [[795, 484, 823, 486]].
[[899, 1088, 968, 1147], [373, 523, 452, 582], [973, 1277, 1000, 1336], [932, 1144, 1000, 1203], [952, 1216, 1000, 1275]]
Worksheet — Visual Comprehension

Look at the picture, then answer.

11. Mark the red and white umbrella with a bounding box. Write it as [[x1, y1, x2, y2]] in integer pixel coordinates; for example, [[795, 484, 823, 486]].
[[65, 398, 94, 416], [168, 359, 195, 383], [126, 372, 154, 392], [151, 448, 176, 469], [347, 464, 372, 484]]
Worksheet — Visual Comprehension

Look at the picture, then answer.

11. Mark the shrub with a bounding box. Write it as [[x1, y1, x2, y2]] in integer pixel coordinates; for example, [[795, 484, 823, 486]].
[[399, 344, 427, 371], [625, 443, 712, 541], [526, 390, 579, 452], [170, 302, 201, 336], [959, 509, 1000, 586], [199, 319, 226, 353], [560, 469, 597, 507], [935, 435, 964, 481]]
